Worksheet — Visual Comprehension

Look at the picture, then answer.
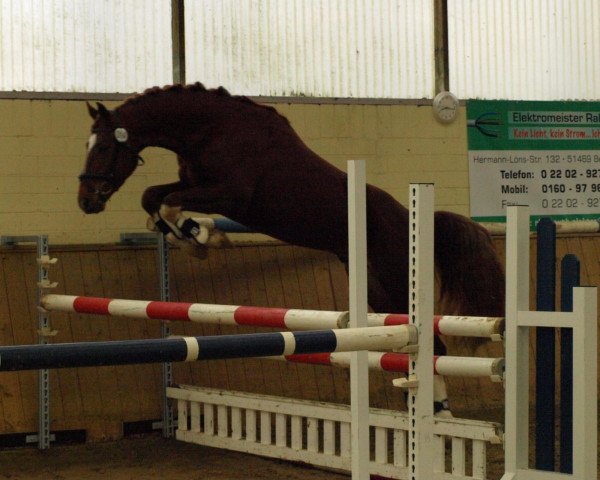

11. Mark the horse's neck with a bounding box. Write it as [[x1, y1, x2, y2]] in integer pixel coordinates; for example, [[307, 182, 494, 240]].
[[118, 95, 215, 155], [119, 92, 293, 162]]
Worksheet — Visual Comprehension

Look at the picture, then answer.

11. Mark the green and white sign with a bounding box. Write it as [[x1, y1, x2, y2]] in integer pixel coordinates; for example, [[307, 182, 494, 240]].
[[467, 100, 600, 225]]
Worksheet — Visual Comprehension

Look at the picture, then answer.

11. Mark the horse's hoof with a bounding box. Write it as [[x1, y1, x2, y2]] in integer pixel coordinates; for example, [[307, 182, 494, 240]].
[[165, 232, 187, 247], [435, 409, 454, 419], [189, 225, 210, 245], [146, 216, 159, 232], [206, 230, 233, 248], [434, 399, 453, 418], [159, 204, 182, 224], [181, 242, 208, 259], [152, 212, 185, 240], [175, 217, 211, 245]]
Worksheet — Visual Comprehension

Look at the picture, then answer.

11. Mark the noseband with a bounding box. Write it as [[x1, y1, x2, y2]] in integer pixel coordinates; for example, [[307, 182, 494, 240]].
[[78, 125, 144, 189]]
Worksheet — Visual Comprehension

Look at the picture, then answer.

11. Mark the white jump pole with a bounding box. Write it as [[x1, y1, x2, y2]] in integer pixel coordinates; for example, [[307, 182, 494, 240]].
[[348, 160, 369, 479]]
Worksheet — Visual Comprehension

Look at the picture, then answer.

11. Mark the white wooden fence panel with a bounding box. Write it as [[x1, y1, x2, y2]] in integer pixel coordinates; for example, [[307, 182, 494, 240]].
[[168, 385, 501, 480]]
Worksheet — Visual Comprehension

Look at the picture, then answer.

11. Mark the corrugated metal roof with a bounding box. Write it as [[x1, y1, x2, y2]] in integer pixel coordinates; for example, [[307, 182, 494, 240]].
[[184, 0, 434, 99], [448, 0, 600, 100], [4, 0, 596, 100], [0, 0, 173, 93]]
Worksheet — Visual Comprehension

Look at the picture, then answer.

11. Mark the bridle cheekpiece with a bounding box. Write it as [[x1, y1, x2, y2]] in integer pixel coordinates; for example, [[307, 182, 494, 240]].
[[78, 124, 145, 190]]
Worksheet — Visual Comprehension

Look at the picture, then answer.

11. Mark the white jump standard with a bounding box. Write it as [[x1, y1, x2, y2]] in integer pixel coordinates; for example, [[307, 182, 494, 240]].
[[501, 206, 597, 480]]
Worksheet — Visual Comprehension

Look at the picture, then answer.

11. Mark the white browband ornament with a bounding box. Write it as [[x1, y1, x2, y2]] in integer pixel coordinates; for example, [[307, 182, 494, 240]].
[[114, 128, 128, 143]]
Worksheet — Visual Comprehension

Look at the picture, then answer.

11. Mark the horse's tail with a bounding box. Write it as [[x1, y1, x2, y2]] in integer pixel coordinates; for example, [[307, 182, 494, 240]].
[[434, 211, 505, 317]]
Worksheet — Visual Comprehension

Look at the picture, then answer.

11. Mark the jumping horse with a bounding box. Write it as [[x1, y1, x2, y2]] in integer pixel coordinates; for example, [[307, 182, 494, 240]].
[[78, 83, 505, 415]]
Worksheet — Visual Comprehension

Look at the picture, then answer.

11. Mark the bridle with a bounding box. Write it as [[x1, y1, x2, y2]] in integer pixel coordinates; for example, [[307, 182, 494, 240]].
[[78, 121, 144, 193]]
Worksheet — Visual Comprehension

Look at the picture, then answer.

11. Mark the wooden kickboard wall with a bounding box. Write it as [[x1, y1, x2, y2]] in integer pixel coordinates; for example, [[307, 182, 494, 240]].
[[0, 235, 597, 441]]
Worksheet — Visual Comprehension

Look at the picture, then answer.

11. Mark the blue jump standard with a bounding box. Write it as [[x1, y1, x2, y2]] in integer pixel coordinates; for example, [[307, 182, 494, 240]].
[[0, 330, 339, 371]]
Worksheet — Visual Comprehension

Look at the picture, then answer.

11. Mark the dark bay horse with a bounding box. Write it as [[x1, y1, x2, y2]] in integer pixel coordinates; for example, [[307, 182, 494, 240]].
[[78, 83, 504, 413]]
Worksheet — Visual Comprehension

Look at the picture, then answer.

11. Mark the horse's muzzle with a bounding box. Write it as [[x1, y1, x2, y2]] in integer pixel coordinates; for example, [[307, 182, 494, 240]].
[[78, 195, 106, 214]]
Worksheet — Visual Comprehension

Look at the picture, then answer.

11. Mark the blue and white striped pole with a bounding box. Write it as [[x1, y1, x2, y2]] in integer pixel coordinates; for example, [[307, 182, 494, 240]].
[[0, 325, 415, 372]]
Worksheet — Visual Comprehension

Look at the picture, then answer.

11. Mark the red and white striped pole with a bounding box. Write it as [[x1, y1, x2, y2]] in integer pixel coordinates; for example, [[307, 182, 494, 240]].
[[41, 294, 347, 330], [41, 294, 504, 339], [282, 351, 504, 379], [368, 313, 504, 339]]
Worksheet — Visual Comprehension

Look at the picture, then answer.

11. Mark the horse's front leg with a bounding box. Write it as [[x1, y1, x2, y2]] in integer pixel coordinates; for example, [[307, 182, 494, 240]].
[[162, 181, 250, 216], [142, 182, 188, 238], [142, 182, 185, 214], [141, 182, 211, 256], [159, 183, 248, 248]]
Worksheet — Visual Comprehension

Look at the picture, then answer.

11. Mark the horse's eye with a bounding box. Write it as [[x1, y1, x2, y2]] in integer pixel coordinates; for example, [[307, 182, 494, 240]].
[[97, 145, 110, 153]]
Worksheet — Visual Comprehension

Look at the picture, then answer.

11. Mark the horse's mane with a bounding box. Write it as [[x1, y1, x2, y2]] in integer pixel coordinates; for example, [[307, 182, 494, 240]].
[[119, 82, 288, 122]]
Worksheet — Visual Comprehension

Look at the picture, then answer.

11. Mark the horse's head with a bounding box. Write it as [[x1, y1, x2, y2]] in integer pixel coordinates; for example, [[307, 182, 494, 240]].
[[78, 102, 144, 214]]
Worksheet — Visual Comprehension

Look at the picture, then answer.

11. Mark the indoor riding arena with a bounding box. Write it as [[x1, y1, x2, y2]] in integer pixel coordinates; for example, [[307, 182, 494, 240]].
[[1, 1, 599, 480]]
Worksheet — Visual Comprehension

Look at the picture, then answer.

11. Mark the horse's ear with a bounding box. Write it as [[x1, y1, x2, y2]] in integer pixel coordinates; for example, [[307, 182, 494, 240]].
[[86, 101, 98, 119], [96, 102, 110, 118]]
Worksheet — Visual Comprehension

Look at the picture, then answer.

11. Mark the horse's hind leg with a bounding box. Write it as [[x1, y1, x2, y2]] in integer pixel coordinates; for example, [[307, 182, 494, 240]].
[[366, 260, 452, 415], [369, 261, 453, 415], [366, 268, 399, 313], [434, 376, 452, 417], [336, 255, 398, 313]]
